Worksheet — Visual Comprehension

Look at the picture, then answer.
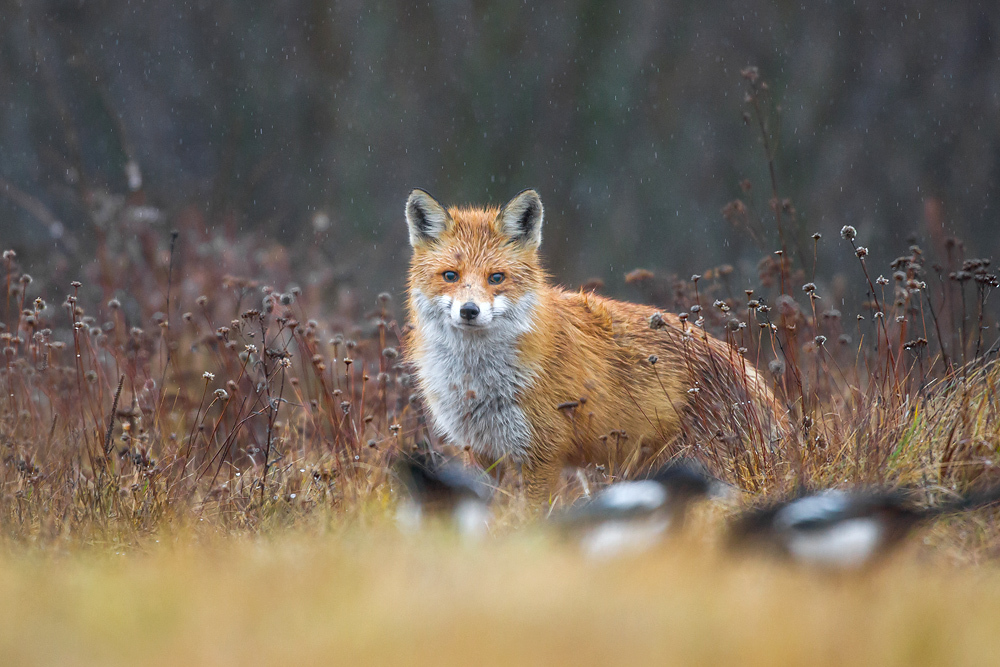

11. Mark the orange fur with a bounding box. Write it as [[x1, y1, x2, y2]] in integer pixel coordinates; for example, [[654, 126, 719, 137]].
[[405, 189, 782, 503]]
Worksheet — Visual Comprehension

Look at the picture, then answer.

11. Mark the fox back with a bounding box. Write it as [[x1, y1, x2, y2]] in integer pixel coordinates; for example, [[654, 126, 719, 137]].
[[404, 189, 782, 503]]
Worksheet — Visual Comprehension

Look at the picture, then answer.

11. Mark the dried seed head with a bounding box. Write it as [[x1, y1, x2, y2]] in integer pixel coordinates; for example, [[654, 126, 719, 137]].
[[840, 225, 857, 241], [625, 268, 655, 283], [855, 246, 869, 258]]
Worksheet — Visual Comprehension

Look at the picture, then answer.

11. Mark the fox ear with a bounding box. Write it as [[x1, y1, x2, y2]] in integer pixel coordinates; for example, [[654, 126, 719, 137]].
[[406, 189, 451, 248], [497, 189, 543, 249]]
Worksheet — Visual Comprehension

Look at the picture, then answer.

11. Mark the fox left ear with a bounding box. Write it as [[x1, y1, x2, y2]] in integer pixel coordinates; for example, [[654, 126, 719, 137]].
[[497, 189, 543, 249], [406, 189, 452, 248]]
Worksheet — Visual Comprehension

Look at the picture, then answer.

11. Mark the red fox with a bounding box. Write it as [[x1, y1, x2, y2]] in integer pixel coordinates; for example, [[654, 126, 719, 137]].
[[405, 188, 782, 503]]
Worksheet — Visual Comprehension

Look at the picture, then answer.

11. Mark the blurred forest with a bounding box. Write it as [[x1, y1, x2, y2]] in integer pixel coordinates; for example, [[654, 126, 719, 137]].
[[1, 0, 998, 304]]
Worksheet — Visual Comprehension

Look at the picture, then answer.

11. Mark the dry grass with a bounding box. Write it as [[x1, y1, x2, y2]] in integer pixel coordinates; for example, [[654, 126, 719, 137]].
[[3, 520, 1000, 667], [3, 68, 1000, 667], [2, 217, 1000, 664]]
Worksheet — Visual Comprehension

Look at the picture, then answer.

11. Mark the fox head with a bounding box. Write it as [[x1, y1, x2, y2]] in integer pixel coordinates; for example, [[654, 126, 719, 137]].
[[406, 189, 545, 334]]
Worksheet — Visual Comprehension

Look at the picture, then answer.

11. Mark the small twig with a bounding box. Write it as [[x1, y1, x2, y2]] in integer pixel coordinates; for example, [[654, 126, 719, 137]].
[[103, 375, 125, 457]]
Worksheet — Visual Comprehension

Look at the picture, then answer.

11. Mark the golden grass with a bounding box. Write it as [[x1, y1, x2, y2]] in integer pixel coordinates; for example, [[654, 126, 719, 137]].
[[2, 518, 1000, 667], [3, 192, 1000, 665]]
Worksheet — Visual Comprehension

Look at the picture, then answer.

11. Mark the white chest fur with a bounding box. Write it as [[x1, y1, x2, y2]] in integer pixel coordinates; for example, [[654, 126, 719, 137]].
[[411, 291, 537, 461]]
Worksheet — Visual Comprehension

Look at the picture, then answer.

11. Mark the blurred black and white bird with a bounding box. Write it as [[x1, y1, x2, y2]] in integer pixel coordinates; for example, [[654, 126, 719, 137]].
[[728, 485, 1000, 569], [554, 461, 729, 559], [394, 450, 493, 538]]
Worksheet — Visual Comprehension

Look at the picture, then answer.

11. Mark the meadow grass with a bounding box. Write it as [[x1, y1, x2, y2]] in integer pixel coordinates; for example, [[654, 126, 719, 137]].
[[2, 514, 1000, 666], [4, 185, 1000, 664], [3, 70, 1000, 666]]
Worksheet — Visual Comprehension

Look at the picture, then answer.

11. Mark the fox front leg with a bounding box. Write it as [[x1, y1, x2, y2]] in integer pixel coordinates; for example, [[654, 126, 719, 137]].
[[521, 455, 565, 509]]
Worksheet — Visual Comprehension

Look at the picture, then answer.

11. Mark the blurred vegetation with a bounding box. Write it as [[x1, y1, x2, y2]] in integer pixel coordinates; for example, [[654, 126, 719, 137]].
[[1, 1, 998, 302], [2, 9, 1000, 660]]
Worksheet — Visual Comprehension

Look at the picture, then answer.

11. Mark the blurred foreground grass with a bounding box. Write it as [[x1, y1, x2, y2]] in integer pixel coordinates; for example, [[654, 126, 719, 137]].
[[2, 514, 1000, 667], [4, 151, 1000, 665]]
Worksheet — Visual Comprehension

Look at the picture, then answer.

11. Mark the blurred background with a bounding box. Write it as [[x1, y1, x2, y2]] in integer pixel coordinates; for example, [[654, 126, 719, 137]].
[[1, 0, 998, 306]]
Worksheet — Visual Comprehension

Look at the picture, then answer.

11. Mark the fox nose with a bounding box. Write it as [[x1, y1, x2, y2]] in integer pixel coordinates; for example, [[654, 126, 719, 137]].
[[459, 302, 480, 321]]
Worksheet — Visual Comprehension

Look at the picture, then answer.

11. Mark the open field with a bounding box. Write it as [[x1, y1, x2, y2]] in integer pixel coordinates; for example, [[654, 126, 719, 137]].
[[3, 516, 1000, 667], [4, 187, 1000, 663], [2, 44, 1000, 664]]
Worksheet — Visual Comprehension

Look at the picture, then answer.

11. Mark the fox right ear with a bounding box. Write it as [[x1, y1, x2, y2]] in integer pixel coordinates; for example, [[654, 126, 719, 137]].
[[497, 189, 543, 250], [406, 189, 451, 248]]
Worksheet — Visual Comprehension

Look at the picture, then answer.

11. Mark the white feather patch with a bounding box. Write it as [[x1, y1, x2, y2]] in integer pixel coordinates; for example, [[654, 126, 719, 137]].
[[580, 517, 672, 559], [784, 517, 884, 568], [594, 481, 668, 514], [775, 490, 851, 529]]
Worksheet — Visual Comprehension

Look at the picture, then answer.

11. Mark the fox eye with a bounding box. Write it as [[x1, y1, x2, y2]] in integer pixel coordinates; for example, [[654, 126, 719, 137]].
[[488, 272, 505, 285], [442, 270, 459, 282]]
